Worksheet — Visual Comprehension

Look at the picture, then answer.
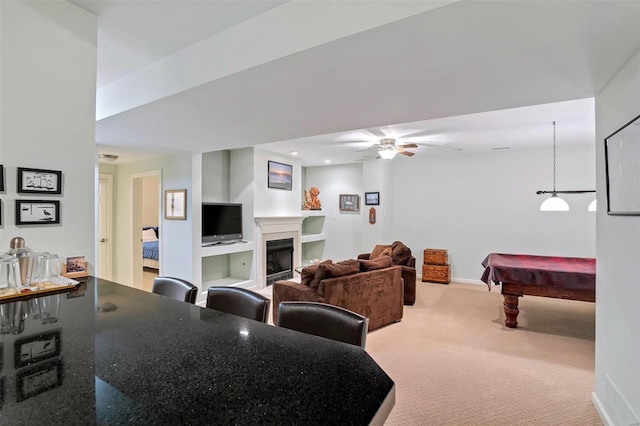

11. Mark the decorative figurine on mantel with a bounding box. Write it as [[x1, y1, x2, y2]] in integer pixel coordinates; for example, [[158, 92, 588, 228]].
[[303, 187, 322, 210]]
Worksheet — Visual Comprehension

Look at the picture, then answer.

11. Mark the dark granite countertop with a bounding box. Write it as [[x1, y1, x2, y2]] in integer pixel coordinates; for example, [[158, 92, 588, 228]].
[[1, 277, 394, 425]]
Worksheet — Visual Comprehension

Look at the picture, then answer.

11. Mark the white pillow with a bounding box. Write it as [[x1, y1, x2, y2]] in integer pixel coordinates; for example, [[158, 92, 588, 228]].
[[142, 228, 158, 242]]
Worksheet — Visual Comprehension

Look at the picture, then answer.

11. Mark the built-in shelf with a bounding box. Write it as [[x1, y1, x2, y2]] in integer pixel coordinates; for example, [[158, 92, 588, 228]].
[[201, 241, 255, 257], [201, 278, 254, 291], [301, 233, 327, 243], [301, 210, 325, 217]]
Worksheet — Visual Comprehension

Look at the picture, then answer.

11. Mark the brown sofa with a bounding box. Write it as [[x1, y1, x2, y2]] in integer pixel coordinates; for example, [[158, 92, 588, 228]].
[[272, 262, 403, 331], [358, 241, 416, 305]]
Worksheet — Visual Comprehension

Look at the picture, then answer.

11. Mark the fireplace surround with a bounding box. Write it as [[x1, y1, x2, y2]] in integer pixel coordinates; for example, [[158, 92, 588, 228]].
[[255, 217, 304, 288]]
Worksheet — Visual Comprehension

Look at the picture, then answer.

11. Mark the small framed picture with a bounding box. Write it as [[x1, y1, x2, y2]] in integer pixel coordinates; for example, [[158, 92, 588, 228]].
[[15, 200, 60, 225], [268, 161, 293, 190], [0, 164, 5, 192], [339, 194, 360, 212], [14, 330, 61, 369], [165, 189, 187, 220], [63, 255, 87, 278], [605, 114, 640, 215], [17, 167, 62, 194], [365, 192, 380, 205]]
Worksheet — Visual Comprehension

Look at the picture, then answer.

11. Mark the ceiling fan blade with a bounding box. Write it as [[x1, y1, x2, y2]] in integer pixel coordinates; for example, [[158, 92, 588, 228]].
[[365, 128, 386, 138], [397, 143, 418, 149], [398, 150, 415, 157]]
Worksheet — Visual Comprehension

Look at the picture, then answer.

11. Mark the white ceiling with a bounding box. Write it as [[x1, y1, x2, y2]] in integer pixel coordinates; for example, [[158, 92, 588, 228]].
[[72, 1, 640, 166]]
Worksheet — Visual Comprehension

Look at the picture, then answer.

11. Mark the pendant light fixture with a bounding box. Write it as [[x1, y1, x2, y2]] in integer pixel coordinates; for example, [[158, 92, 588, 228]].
[[539, 121, 569, 211], [536, 120, 595, 211]]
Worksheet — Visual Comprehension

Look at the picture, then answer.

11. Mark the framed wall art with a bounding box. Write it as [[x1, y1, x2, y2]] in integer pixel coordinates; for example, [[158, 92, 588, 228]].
[[165, 189, 187, 220], [365, 192, 380, 205], [605, 114, 640, 215], [15, 200, 60, 225], [339, 194, 360, 212], [267, 161, 292, 190], [0, 164, 4, 192], [17, 167, 62, 194]]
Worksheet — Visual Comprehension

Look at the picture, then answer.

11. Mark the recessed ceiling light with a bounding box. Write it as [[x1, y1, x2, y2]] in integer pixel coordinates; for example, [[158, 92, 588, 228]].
[[290, 151, 299, 155], [324, 159, 331, 163]]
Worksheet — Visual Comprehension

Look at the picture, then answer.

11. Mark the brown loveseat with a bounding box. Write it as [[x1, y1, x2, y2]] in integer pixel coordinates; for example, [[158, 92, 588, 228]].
[[358, 241, 416, 305], [272, 259, 403, 331]]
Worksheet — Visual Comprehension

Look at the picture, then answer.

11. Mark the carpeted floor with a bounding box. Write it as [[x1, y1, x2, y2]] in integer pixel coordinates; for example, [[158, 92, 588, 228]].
[[260, 281, 600, 425], [366, 281, 599, 425]]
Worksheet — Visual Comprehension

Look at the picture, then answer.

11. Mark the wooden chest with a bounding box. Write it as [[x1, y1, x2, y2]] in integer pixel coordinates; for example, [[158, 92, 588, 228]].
[[422, 264, 451, 284], [423, 249, 448, 265]]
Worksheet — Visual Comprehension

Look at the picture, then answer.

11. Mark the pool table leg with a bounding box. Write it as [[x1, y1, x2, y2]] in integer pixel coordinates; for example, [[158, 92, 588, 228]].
[[503, 295, 520, 328]]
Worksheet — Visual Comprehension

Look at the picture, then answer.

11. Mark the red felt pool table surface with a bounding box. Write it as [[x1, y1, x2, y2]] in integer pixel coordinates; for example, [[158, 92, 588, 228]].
[[481, 253, 596, 328]]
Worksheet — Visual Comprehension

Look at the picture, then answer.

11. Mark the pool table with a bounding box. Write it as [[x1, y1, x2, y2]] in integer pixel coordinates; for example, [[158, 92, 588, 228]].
[[481, 253, 596, 328]]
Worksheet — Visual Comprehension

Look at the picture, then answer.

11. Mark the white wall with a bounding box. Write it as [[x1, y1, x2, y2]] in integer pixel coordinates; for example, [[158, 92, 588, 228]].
[[593, 48, 640, 424], [0, 1, 97, 270], [108, 153, 195, 286], [304, 163, 364, 261], [391, 144, 596, 280], [253, 147, 302, 217]]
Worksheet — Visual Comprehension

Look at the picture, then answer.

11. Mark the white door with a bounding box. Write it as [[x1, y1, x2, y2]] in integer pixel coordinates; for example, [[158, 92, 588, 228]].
[[98, 174, 114, 280]]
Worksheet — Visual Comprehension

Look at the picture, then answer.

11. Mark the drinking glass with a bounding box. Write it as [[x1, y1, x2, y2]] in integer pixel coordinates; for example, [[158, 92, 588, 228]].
[[36, 254, 61, 289], [39, 294, 61, 324], [27, 251, 50, 286], [0, 255, 21, 296], [0, 301, 26, 334]]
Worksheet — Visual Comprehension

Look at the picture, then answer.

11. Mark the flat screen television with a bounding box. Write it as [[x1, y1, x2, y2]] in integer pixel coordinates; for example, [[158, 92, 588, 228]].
[[202, 203, 243, 244]]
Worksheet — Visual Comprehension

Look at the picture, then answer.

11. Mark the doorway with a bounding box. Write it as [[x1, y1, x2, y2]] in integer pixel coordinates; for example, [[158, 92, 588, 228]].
[[132, 171, 162, 291], [98, 173, 114, 280]]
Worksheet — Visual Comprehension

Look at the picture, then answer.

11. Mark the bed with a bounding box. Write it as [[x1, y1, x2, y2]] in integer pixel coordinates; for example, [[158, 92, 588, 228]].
[[142, 226, 159, 270]]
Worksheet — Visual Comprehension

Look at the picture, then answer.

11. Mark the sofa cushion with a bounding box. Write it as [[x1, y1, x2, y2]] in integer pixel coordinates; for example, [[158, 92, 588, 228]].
[[311, 259, 360, 290], [359, 255, 393, 272], [391, 241, 412, 265], [370, 244, 391, 259], [301, 260, 332, 286]]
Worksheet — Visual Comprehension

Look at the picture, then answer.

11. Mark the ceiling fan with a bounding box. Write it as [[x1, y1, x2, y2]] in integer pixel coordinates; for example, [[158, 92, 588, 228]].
[[360, 138, 419, 159]]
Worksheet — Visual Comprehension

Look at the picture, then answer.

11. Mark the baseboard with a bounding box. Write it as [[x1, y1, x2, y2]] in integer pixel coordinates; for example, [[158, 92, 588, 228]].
[[592, 392, 614, 426], [451, 278, 485, 285]]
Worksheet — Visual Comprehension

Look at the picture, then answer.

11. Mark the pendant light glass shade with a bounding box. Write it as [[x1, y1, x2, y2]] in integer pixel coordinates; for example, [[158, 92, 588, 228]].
[[540, 193, 570, 211], [379, 149, 396, 160], [588, 199, 597, 212]]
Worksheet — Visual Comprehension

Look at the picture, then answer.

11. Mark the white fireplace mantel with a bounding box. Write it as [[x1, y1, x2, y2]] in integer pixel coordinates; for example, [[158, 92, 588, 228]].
[[255, 217, 305, 288]]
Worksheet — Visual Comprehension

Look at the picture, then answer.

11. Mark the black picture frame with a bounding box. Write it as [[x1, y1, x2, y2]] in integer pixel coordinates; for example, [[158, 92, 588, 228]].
[[17, 167, 62, 194], [0, 164, 5, 192], [365, 192, 380, 205], [267, 161, 292, 190], [14, 330, 62, 368], [15, 200, 60, 225], [16, 359, 64, 402], [605, 114, 640, 215]]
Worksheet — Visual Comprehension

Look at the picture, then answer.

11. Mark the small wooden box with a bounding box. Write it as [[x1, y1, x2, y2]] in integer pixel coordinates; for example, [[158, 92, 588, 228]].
[[423, 249, 448, 265], [422, 264, 451, 284]]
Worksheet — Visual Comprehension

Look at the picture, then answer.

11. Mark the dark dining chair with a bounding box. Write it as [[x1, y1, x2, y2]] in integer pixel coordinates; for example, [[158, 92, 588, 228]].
[[206, 287, 270, 323], [276, 302, 369, 348], [152, 277, 198, 304]]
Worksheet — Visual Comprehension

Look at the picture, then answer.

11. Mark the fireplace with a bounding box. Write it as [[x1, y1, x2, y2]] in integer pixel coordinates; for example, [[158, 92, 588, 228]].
[[265, 238, 294, 286]]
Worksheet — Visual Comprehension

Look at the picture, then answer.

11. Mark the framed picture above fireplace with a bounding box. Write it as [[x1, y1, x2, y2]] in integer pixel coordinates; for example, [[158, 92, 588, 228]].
[[267, 161, 292, 190]]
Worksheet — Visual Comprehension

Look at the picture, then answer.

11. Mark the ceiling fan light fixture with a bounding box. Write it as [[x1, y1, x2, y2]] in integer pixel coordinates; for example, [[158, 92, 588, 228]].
[[379, 149, 396, 160]]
